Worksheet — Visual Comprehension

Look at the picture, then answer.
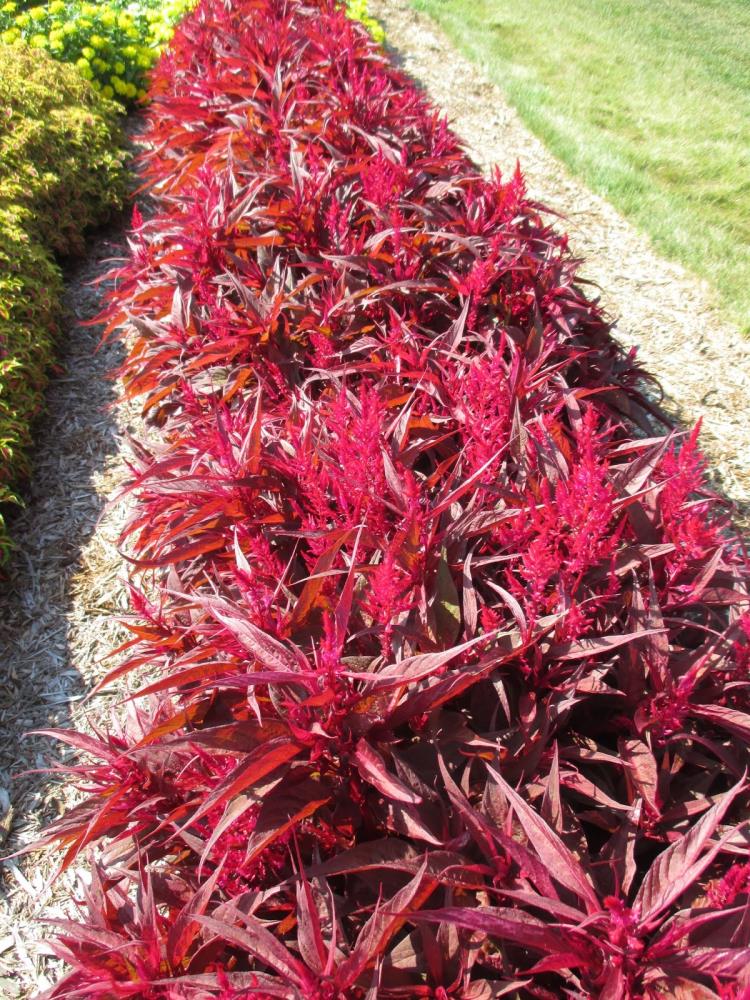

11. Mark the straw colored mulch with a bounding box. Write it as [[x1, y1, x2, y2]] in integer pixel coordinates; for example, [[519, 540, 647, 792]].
[[0, 200, 142, 1000]]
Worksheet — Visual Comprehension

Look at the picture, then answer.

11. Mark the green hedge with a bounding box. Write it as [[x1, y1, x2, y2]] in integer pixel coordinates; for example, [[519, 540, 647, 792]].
[[0, 43, 126, 560]]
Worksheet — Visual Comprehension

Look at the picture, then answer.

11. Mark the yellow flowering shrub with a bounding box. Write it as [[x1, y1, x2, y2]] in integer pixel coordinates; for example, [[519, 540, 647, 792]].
[[0, 43, 126, 558], [0, 0, 197, 106], [0, 1, 382, 108]]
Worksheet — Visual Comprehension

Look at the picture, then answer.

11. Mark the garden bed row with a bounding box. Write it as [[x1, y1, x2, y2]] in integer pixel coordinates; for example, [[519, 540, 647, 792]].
[[35, 0, 750, 996], [0, 0, 381, 565]]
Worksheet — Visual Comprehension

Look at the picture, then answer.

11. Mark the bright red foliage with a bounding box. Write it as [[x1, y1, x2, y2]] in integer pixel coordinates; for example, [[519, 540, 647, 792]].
[[30, 0, 750, 997]]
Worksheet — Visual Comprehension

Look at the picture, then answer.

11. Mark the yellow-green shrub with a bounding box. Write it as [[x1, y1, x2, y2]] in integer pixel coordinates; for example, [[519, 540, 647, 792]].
[[346, 0, 385, 43], [0, 43, 126, 559]]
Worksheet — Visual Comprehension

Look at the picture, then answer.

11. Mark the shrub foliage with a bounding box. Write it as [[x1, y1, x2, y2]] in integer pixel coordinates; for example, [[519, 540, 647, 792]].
[[35, 0, 750, 996], [0, 0, 194, 104], [0, 0, 381, 104], [0, 43, 125, 557]]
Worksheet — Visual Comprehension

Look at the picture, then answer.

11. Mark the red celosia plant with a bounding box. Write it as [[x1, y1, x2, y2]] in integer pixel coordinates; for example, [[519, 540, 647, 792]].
[[27, 0, 750, 996]]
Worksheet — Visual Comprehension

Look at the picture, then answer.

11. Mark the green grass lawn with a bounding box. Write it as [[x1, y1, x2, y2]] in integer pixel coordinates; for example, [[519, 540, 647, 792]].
[[411, 0, 750, 332]]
